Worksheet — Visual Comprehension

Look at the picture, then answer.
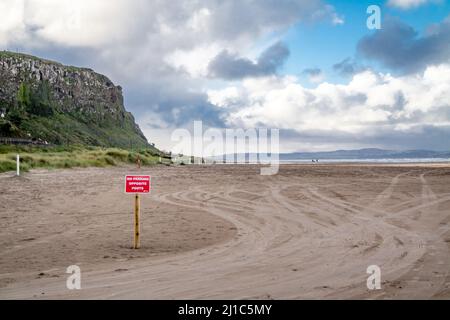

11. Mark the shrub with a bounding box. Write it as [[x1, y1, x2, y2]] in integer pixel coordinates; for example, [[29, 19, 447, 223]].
[[0, 160, 16, 172], [104, 156, 116, 165], [106, 149, 128, 161]]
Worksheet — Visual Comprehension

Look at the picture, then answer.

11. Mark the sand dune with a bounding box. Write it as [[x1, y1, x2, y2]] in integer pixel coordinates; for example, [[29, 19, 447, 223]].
[[1, 163, 449, 299]]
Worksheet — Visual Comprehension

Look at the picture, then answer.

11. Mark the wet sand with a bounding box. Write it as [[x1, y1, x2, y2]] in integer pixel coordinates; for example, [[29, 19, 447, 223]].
[[1, 163, 450, 299]]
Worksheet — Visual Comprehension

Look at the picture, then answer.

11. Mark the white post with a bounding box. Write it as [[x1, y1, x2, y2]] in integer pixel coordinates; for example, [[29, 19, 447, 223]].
[[16, 154, 20, 176]]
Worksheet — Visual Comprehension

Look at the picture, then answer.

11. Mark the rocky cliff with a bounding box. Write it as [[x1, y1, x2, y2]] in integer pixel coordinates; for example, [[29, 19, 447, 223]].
[[0, 51, 151, 149]]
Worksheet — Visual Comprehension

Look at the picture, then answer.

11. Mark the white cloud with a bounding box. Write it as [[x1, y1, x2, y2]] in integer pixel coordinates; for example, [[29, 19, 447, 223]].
[[331, 13, 345, 25], [0, 0, 338, 49], [187, 7, 211, 32], [0, 0, 139, 47], [165, 44, 222, 78], [387, 0, 439, 10], [0, 0, 25, 46], [3, 0, 447, 151], [208, 64, 450, 137], [207, 87, 241, 108], [303, 68, 325, 83], [0, 0, 338, 106]]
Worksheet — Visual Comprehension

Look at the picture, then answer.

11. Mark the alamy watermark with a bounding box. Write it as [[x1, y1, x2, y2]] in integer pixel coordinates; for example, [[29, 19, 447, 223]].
[[367, 5, 381, 30], [170, 121, 280, 175], [366, 265, 381, 290], [66, 265, 81, 290]]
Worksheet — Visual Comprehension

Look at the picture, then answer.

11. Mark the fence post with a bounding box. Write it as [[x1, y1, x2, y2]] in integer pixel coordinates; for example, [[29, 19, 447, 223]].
[[16, 154, 20, 176]]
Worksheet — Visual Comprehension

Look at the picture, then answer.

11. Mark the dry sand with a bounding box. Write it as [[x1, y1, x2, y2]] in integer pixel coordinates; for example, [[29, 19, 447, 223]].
[[0, 163, 449, 299]]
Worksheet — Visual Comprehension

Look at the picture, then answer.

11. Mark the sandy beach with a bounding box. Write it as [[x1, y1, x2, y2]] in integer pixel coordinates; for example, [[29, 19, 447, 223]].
[[1, 163, 450, 299]]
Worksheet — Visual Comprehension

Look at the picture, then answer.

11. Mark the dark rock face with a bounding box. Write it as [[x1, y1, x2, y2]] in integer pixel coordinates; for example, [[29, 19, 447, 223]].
[[0, 51, 149, 148]]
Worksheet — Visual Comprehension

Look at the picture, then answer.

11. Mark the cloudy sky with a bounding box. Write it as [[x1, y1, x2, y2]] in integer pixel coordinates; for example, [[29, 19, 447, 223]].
[[1, 0, 450, 153]]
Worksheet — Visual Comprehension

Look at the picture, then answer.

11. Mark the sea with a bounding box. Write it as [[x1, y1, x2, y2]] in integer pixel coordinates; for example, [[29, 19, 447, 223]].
[[277, 158, 450, 164], [209, 158, 450, 164]]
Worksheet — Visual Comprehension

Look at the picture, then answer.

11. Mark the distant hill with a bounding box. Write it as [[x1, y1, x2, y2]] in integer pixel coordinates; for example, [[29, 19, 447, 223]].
[[0, 51, 154, 150]]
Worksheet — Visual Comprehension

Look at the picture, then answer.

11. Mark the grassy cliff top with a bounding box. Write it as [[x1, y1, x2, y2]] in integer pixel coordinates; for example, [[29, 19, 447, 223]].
[[0, 50, 93, 72]]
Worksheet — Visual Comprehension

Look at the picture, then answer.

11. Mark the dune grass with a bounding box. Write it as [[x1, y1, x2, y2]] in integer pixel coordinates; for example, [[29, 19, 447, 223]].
[[0, 145, 165, 173]]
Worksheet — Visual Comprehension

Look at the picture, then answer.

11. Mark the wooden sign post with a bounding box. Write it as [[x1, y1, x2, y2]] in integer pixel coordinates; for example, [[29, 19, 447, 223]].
[[134, 193, 140, 248], [125, 175, 151, 249]]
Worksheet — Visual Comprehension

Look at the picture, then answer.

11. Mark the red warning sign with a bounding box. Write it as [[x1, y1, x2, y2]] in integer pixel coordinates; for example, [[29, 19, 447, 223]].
[[125, 175, 151, 194]]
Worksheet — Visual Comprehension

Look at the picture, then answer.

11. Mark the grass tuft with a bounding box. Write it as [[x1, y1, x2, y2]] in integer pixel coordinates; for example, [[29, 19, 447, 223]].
[[0, 145, 162, 173]]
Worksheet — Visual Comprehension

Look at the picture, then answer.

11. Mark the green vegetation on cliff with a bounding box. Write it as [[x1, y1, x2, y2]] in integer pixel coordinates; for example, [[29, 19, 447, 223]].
[[0, 51, 153, 150]]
